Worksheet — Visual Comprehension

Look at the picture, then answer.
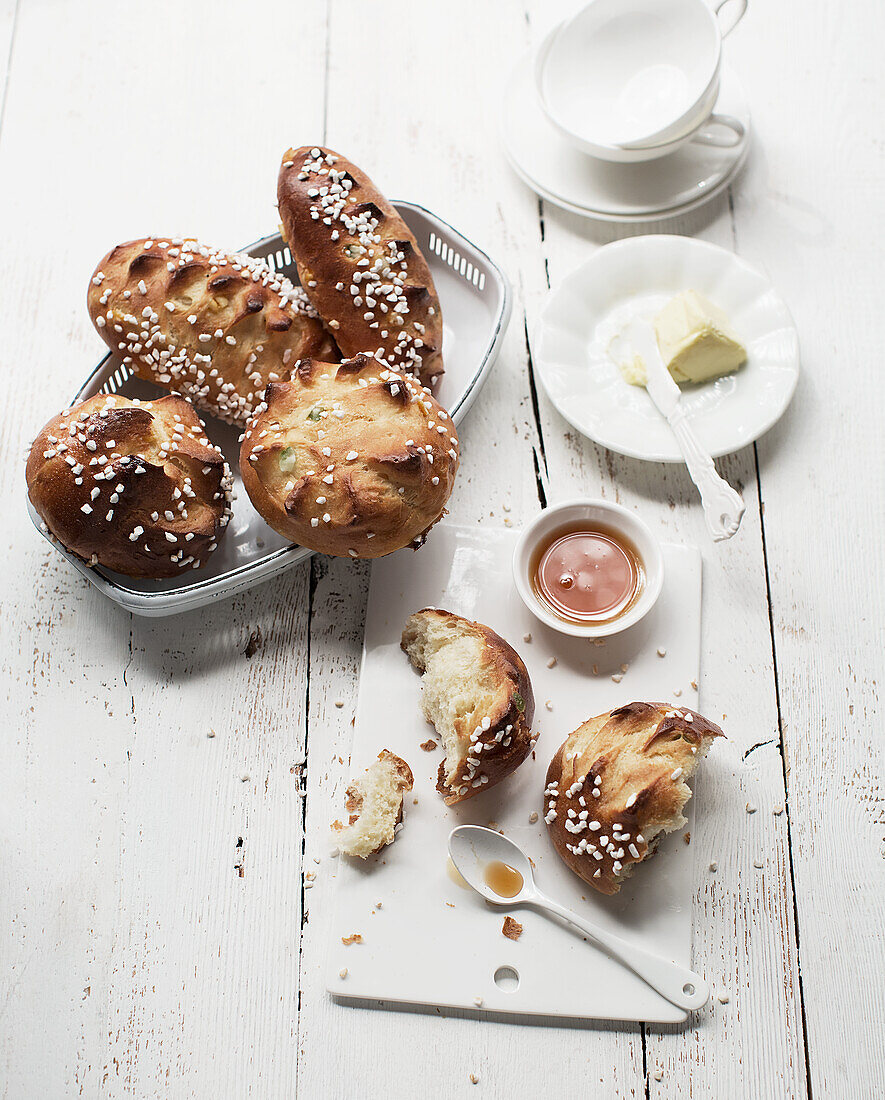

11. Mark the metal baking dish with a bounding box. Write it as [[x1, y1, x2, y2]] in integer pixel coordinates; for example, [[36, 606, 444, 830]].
[[27, 202, 512, 616]]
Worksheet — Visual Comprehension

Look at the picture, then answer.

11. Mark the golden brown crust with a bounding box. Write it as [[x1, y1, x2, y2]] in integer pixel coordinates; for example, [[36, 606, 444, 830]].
[[26, 393, 232, 578], [401, 609, 536, 805], [87, 237, 337, 425], [544, 702, 724, 894], [239, 355, 459, 559], [277, 146, 443, 387], [502, 916, 523, 941]]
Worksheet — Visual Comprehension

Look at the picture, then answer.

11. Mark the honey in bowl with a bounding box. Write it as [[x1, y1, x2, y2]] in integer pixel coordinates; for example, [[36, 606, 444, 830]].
[[531, 521, 645, 625]]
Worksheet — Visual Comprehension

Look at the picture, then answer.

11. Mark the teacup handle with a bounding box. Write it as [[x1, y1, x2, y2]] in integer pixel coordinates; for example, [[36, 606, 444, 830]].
[[690, 113, 745, 148], [715, 0, 747, 37]]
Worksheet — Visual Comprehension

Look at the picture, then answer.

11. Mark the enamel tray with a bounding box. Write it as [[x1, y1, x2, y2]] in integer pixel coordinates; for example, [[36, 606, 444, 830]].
[[327, 522, 706, 1024], [27, 204, 511, 616]]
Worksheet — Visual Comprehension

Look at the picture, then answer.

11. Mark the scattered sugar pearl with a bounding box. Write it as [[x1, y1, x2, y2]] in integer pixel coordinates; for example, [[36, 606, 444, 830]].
[[717, 992, 730, 1004], [473, 996, 483, 1008], [673, 688, 682, 697], [546, 657, 557, 669], [523, 632, 532, 643], [334, 700, 344, 708], [529, 811, 538, 824], [339, 968, 348, 979], [241, 774, 250, 783], [657, 647, 667, 657], [545, 700, 553, 711], [611, 673, 623, 683]]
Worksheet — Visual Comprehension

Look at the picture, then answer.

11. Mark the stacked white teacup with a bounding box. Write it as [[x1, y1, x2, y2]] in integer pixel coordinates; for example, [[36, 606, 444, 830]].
[[534, 0, 747, 163]]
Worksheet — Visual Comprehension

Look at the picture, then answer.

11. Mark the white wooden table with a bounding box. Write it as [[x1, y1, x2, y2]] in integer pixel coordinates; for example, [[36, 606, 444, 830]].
[[1, 1, 883, 1096]]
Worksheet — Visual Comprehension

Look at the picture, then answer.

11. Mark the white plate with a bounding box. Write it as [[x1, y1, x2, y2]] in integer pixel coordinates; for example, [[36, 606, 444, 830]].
[[27, 204, 511, 616], [533, 235, 800, 462], [502, 53, 750, 222], [327, 522, 706, 1024]]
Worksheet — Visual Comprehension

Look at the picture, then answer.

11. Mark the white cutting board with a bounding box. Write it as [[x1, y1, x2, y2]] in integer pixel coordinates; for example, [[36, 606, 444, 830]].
[[326, 523, 704, 1024]]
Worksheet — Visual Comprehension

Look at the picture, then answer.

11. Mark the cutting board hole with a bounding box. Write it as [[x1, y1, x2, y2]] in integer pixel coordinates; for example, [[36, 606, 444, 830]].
[[494, 966, 520, 992]]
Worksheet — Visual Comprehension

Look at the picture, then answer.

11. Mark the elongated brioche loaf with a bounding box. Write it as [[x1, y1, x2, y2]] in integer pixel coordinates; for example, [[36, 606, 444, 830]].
[[26, 393, 232, 578], [87, 237, 337, 425], [277, 146, 444, 388], [544, 702, 723, 894], [239, 354, 459, 559], [401, 609, 536, 804]]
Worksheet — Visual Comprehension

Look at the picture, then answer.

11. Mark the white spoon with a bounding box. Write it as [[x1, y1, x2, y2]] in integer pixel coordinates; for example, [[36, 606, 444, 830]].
[[448, 825, 709, 1012]]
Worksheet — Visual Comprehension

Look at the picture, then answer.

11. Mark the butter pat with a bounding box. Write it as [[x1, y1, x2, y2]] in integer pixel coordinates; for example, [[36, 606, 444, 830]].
[[653, 290, 747, 384]]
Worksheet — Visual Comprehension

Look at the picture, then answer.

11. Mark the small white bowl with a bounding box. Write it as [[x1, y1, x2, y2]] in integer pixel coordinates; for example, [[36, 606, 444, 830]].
[[512, 499, 664, 638]]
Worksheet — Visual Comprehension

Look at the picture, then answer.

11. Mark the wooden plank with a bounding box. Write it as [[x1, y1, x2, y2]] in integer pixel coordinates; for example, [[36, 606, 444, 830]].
[[726, 0, 885, 1094], [294, 2, 644, 1098], [0, 1, 326, 1095]]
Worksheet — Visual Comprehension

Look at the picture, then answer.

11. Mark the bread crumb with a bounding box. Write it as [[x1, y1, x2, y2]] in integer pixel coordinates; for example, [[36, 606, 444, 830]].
[[772, 805, 784, 816], [611, 673, 623, 683], [753, 859, 763, 868], [593, 639, 606, 646], [487, 820, 498, 830], [746, 803, 757, 814], [709, 861, 718, 872], [546, 657, 557, 668], [502, 916, 523, 941], [620, 663, 629, 673], [673, 688, 682, 697], [529, 811, 539, 824], [523, 632, 532, 643], [375, 900, 383, 909], [657, 648, 666, 657], [653, 1068, 664, 1081], [412, 797, 419, 804], [717, 992, 730, 1004], [473, 996, 483, 1007], [545, 700, 553, 711], [335, 700, 345, 708], [445, 901, 455, 908], [241, 774, 250, 782], [338, 968, 348, 979], [341, 933, 363, 945], [683, 831, 691, 844], [420, 738, 437, 751], [592, 664, 599, 675], [207, 729, 216, 738], [469, 1074, 479, 1085], [690, 680, 698, 691]]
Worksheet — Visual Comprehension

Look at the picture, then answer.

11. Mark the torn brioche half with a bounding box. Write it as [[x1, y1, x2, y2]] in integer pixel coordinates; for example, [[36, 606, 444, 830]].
[[332, 750, 414, 859], [401, 609, 536, 805], [544, 702, 723, 894]]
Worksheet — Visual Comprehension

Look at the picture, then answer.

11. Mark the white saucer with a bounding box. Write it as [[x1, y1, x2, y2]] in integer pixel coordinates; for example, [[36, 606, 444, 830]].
[[532, 235, 800, 462], [502, 53, 751, 223]]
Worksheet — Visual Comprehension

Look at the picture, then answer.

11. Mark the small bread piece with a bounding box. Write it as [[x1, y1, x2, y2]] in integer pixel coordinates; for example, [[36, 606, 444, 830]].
[[502, 916, 523, 941], [87, 237, 336, 425], [332, 751, 414, 859], [401, 609, 536, 805], [26, 393, 232, 578], [240, 354, 459, 558], [278, 146, 443, 387], [544, 702, 723, 894]]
